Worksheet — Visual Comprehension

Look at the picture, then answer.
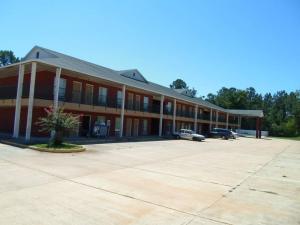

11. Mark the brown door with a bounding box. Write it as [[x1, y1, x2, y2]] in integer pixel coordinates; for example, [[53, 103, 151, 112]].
[[126, 118, 132, 136], [133, 118, 139, 136]]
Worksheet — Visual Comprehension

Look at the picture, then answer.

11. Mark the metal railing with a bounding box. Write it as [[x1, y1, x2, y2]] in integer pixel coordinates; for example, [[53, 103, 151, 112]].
[[0, 85, 17, 99], [0, 85, 240, 122], [198, 113, 210, 121], [218, 116, 226, 123], [176, 110, 195, 118]]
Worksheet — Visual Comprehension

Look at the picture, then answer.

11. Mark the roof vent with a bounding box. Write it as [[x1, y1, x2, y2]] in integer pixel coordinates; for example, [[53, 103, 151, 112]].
[[36, 51, 40, 59]]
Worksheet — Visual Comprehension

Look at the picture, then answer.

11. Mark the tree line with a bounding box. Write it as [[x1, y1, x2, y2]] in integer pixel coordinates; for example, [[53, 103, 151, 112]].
[[170, 79, 300, 137]]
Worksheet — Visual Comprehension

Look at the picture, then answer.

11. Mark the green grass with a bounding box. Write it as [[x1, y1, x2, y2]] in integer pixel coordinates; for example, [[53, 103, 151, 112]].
[[33, 142, 81, 149], [271, 136, 300, 141]]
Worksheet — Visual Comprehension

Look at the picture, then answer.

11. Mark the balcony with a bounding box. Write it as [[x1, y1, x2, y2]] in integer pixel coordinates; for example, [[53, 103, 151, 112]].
[[198, 113, 210, 121], [0, 85, 54, 100], [163, 106, 173, 116], [229, 117, 238, 124], [218, 116, 226, 123], [125, 102, 160, 114], [176, 110, 194, 118], [0, 85, 17, 99]]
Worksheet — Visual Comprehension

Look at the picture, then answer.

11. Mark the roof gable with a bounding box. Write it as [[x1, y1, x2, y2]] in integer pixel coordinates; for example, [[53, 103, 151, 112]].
[[23, 46, 57, 60], [118, 69, 148, 83]]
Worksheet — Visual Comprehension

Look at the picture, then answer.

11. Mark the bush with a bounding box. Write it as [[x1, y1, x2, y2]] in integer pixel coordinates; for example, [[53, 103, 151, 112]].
[[36, 107, 80, 145], [270, 117, 297, 137]]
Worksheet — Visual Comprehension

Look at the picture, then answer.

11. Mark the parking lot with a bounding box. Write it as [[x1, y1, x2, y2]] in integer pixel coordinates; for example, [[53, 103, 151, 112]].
[[0, 137, 299, 225]]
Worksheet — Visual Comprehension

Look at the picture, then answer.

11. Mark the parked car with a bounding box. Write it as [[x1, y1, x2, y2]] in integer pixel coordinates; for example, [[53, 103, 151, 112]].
[[209, 128, 235, 140], [230, 130, 238, 139], [173, 129, 205, 141]]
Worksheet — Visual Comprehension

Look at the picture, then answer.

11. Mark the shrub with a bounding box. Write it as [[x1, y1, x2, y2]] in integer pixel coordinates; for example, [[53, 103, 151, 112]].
[[36, 107, 80, 146]]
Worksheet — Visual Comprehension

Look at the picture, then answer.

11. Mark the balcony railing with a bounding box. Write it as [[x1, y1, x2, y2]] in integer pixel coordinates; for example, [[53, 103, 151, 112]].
[[198, 113, 210, 121], [0, 85, 17, 99], [163, 106, 173, 115], [229, 117, 238, 124], [0, 85, 240, 122], [176, 110, 195, 118], [218, 116, 226, 123]]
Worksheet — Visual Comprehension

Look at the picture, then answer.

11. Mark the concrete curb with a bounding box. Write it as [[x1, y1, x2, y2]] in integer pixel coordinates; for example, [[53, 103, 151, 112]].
[[29, 146, 86, 153], [0, 140, 85, 153], [0, 140, 28, 148]]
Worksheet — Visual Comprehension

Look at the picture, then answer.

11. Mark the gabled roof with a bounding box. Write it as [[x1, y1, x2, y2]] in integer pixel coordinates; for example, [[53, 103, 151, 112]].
[[18, 46, 263, 117], [118, 69, 148, 83]]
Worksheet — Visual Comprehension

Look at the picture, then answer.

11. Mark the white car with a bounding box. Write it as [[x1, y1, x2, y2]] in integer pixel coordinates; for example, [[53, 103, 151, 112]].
[[177, 129, 205, 141]]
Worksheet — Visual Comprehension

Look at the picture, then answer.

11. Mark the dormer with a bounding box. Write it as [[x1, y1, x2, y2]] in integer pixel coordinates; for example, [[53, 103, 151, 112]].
[[174, 88, 194, 97], [118, 69, 148, 83]]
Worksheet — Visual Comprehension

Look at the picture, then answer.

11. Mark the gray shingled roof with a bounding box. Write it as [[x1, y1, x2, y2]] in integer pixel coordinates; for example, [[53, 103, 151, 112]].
[[21, 46, 263, 117]]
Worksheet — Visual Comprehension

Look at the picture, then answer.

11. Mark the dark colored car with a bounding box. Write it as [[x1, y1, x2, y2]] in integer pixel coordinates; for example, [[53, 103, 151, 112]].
[[209, 128, 234, 140]]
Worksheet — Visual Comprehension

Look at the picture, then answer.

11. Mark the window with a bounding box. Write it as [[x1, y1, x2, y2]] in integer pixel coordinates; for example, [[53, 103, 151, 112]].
[[135, 95, 141, 111], [85, 84, 94, 105], [98, 87, 107, 106], [54, 78, 66, 101], [115, 117, 121, 136], [143, 96, 149, 112], [58, 78, 66, 100], [177, 104, 181, 115], [127, 93, 134, 110], [166, 102, 172, 114], [182, 105, 186, 116], [142, 119, 148, 135], [117, 90, 123, 108], [189, 107, 193, 117], [72, 81, 82, 103]]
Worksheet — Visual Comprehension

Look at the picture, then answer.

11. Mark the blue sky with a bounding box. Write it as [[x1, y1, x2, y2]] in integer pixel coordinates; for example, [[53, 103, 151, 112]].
[[2, 0, 300, 96]]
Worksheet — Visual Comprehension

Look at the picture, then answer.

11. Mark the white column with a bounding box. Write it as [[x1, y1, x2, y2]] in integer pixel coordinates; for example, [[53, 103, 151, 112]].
[[216, 111, 219, 128], [25, 62, 37, 141], [159, 95, 164, 136], [172, 99, 176, 133], [53, 68, 62, 110], [194, 105, 198, 132], [120, 85, 126, 137], [13, 64, 25, 138], [209, 108, 213, 131], [226, 113, 229, 129]]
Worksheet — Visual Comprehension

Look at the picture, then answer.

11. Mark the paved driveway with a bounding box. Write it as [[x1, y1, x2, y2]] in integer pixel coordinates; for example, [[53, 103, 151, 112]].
[[0, 138, 299, 225]]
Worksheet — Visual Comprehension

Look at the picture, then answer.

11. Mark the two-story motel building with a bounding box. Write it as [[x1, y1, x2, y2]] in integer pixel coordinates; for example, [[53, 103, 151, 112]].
[[0, 46, 263, 141]]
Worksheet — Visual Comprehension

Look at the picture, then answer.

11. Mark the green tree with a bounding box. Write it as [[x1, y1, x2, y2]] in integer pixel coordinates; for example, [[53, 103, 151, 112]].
[[0, 50, 20, 66], [206, 87, 300, 137], [36, 107, 80, 145], [170, 78, 197, 97], [170, 79, 187, 89]]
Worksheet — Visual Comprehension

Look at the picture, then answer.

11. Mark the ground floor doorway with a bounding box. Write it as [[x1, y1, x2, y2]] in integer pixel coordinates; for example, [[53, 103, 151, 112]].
[[133, 118, 139, 136], [126, 118, 132, 136], [151, 118, 159, 135], [80, 115, 91, 137]]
